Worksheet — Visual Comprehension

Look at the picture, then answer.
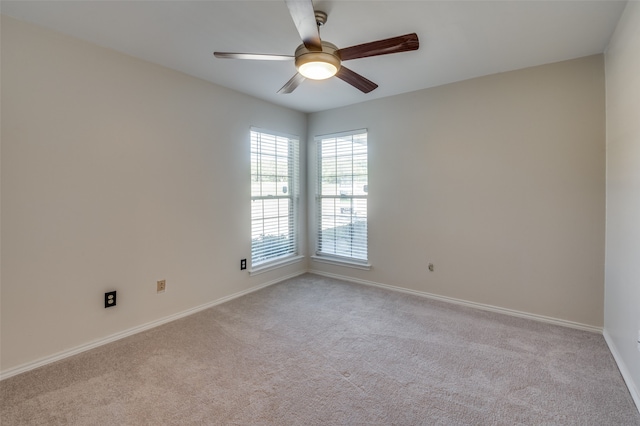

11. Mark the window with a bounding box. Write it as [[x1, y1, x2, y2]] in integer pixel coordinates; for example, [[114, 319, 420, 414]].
[[316, 130, 368, 263], [251, 128, 299, 267]]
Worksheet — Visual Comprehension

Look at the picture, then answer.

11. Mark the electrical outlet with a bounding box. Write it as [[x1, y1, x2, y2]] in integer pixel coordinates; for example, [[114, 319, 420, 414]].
[[157, 280, 166, 293], [240, 259, 247, 270], [428, 263, 434, 272], [105, 291, 117, 308]]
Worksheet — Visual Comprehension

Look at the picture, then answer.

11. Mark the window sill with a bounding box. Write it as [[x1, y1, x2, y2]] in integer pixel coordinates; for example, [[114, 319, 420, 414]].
[[249, 255, 304, 276], [310, 255, 372, 270]]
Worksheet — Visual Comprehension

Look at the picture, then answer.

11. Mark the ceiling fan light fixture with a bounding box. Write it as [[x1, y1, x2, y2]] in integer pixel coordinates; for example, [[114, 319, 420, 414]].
[[295, 42, 341, 80], [298, 60, 338, 80]]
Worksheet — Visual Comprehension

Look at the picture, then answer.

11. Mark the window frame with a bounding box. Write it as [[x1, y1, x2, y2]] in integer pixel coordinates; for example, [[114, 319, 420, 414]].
[[313, 129, 370, 268], [250, 127, 301, 273]]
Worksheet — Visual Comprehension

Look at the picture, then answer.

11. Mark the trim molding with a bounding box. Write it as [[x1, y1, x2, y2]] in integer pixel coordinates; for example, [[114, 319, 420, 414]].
[[308, 269, 603, 334], [0, 268, 611, 382], [0, 271, 305, 381], [249, 255, 304, 276], [310, 255, 371, 270], [603, 329, 640, 414]]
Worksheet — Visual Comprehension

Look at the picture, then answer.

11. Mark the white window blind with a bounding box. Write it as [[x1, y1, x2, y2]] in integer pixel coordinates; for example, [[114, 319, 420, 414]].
[[316, 130, 368, 262], [251, 128, 299, 267]]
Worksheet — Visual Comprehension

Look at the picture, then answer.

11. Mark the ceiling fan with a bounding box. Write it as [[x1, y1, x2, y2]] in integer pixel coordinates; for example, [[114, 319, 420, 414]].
[[213, 0, 419, 94]]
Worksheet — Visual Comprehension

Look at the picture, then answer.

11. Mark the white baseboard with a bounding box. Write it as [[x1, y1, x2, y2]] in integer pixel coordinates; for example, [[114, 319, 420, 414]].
[[603, 329, 640, 414], [0, 269, 608, 382], [0, 271, 305, 381], [322, 269, 636, 412], [308, 270, 603, 334]]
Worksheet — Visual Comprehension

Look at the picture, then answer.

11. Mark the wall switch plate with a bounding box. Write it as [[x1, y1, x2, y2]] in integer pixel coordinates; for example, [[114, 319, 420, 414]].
[[157, 280, 166, 293], [105, 291, 116, 308], [240, 259, 247, 270]]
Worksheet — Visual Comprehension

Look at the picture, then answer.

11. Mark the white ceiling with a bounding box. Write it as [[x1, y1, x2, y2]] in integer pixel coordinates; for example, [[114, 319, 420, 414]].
[[1, 0, 627, 113]]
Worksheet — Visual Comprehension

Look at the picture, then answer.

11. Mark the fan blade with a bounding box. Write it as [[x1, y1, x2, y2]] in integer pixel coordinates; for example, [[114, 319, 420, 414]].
[[285, 0, 322, 51], [278, 73, 306, 94], [335, 66, 378, 94], [337, 33, 419, 61], [214, 52, 293, 61]]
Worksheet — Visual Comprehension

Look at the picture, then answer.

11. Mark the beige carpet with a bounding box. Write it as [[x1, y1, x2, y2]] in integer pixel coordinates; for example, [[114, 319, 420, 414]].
[[1, 274, 638, 425]]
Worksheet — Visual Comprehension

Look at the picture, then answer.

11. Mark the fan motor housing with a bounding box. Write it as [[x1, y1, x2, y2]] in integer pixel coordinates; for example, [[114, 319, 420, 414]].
[[294, 41, 341, 78]]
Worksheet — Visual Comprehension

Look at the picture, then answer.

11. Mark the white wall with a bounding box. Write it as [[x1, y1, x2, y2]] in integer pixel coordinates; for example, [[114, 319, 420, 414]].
[[308, 55, 606, 328], [0, 16, 307, 373], [604, 1, 640, 408]]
